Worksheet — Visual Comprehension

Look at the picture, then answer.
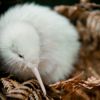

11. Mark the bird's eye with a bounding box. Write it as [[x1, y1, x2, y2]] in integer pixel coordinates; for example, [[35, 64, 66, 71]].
[[18, 54, 24, 59]]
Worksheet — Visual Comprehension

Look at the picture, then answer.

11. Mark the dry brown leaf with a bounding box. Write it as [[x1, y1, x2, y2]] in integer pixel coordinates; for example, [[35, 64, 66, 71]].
[[1, 77, 21, 92], [0, 92, 6, 100], [80, 76, 100, 89], [1, 78, 55, 100]]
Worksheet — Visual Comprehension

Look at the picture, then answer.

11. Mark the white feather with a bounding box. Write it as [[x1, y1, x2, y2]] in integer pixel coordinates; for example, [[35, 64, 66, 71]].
[[0, 3, 80, 84]]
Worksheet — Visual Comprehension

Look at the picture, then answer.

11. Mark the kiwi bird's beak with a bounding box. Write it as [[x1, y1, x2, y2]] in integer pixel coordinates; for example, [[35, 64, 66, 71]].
[[33, 67, 46, 95], [27, 63, 46, 95]]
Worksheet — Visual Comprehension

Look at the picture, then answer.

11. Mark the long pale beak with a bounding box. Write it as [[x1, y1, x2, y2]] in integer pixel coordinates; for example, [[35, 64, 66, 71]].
[[32, 67, 46, 95], [27, 63, 46, 95]]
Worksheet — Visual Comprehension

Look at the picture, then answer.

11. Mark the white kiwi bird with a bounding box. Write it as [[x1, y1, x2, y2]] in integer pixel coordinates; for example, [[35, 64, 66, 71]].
[[0, 3, 80, 95]]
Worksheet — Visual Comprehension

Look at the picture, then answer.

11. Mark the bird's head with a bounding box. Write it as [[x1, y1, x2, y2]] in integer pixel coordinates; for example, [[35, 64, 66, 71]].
[[0, 22, 46, 95]]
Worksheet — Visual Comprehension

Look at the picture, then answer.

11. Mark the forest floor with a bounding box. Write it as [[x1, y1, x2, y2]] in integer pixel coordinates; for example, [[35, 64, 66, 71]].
[[0, 0, 100, 100]]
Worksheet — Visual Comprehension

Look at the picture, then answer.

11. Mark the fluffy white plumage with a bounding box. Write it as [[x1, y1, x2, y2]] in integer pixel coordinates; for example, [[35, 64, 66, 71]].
[[0, 3, 80, 95]]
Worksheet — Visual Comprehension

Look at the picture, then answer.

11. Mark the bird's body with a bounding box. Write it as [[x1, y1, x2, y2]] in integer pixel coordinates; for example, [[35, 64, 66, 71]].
[[0, 3, 80, 95]]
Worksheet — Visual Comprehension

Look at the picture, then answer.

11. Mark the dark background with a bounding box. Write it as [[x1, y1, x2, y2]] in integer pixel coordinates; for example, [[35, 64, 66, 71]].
[[0, 0, 100, 14]]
